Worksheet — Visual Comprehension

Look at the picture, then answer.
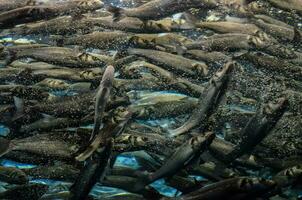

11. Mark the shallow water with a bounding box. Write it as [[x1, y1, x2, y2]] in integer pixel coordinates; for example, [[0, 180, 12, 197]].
[[0, 0, 302, 199]]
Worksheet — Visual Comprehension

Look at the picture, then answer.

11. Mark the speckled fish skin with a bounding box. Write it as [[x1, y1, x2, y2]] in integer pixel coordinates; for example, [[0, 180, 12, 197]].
[[107, 0, 217, 21], [127, 48, 208, 78], [164, 177, 276, 200], [0, 0, 103, 28], [90, 65, 115, 141], [168, 61, 235, 137], [8, 47, 112, 68], [0, 166, 28, 184], [133, 132, 215, 192]]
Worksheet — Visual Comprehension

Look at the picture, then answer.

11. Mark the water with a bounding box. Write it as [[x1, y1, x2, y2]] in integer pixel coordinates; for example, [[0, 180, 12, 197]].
[[0, 0, 301, 199]]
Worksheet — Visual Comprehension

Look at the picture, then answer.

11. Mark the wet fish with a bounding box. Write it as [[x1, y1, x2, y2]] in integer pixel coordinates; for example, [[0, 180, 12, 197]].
[[0, 166, 28, 184], [236, 52, 302, 81], [0, 0, 36, 12], [69, 139, 113, 200], [76, 108, 131, 161], [164, 177, 276, 200], [133, 132, 215, 191], [185, 50, 231, 65], [90, 65, 115, 141], [123, 61, 205, 97], [186, 33, 255, 51], [127, 48, 208, 78], [129, 97, 198, 119], [0, 0, 103, 28], [195, 21, 260, 35], [107, 0, 217, 21], [102, 175, 161, 199], [253, 19, 301, 43], [0, 183, 48, 200], [5, 46, 112, 68], [169, 61, 235, 137], [273, 165, 302, 187], [268, 0, 302, 15], [224, 97, 288, 163], [22, 164, 79, 181]]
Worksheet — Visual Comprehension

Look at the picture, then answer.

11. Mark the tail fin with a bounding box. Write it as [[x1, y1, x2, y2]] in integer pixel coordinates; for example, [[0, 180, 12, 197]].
[[107, 5, 125, 21], [0, 137, 12, 157]]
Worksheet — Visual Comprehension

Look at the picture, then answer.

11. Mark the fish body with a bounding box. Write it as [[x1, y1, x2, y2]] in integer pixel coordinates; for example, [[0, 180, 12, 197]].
[[108, 0, 217, 21], [127, 48, 208, 77], [268, 0, 302, 14], [0, 0, 103, 27], [225, 97, 288, 163], [0, 183, 48, 200], [134, 132, 215, 191], [168, 177, 276, 200], [196, 21, 260, 35], [91, 65, 115, 141], [0, 166, 28, 184], [169, 61, 234, 137], [9, 47, 112, 68]]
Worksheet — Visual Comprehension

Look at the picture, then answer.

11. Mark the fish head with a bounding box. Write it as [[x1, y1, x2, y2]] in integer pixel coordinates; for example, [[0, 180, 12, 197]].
[[264, 97, 288, 120], [100, 65, 115, 89], [210, 61, 235, 86]]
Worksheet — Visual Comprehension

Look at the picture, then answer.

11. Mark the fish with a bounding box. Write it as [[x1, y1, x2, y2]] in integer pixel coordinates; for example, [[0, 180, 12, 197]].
[[22, 164, 79, 181], [129, 97, 198, 119], [123, 61, 205, 97], [5, 46, 113, 68], [168, 61, 235, 137], [107, 0, 217, 21], [127, 48, 208, 78], [0, 133, 80, 160], [90, 65, 115, 141], [0, 166, 28, 184], [0, 0, 36, 12], [252, 19, 301, 43], [76, 108, 132, 161], [224, 97, 288, 163], [133, 132, 215, 192], [185, 50, 231, 65], [102, 175, 161, 199], [268, 0, 302, 14], [0, 0, 103, 28], [273, 165, 302, 188], [185, 33, 255, 51], [164, 177, 276, 200], [0, 183, 49, 200], [195, 21, 260, 35], [69, 139, 113, 200], [236, 52, 302, 81]]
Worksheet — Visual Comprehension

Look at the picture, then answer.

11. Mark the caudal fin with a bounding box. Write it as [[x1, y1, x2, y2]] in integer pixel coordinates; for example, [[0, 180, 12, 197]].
[[107, 5, 125, 21], [0, 137, 11, 157]]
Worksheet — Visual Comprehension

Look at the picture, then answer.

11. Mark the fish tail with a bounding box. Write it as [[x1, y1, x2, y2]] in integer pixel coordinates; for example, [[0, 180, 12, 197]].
[[107, 5, 125, 21], [0, 137, 12, 157]]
